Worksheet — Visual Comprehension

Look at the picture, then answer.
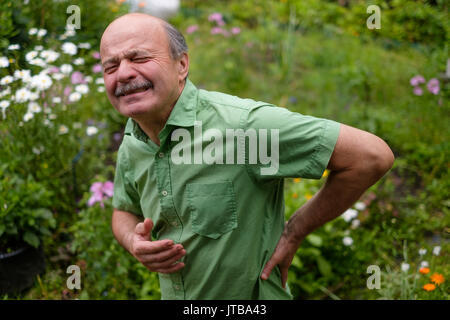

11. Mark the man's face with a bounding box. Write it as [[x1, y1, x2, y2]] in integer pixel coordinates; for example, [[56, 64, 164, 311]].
[[100, 19, 186, 120]]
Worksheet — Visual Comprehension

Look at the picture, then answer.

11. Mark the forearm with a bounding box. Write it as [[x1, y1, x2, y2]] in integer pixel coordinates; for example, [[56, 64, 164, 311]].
[[112, 209, 142, 252], [286, 164, 389, 245]]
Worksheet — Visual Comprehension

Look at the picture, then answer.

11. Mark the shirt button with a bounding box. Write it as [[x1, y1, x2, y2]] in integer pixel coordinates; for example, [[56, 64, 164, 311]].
[[158, 152, 164, 158], [161, 190, 168, 197], [172, 221, 179, 227]]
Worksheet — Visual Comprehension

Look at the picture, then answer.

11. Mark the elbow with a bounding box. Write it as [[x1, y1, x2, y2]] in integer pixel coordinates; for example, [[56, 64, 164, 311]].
[[367, 139, 395, 178]]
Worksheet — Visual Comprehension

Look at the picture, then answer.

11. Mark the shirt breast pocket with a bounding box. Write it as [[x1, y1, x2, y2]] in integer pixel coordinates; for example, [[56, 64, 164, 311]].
[[186, 180, 238, 239]]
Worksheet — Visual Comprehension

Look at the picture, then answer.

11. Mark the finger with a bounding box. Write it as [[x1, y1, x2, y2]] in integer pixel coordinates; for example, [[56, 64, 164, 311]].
[[147, 249, 186, 269], [140, 244, 184, 264], [281, 267, 289, 288], [155, 262, 185, 274], [261, 258, 277, 280], [134, 239, 174, 255], [135, 218, 153, 239]]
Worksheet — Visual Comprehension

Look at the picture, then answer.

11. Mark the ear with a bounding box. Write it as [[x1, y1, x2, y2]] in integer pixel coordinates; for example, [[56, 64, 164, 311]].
[[177, 52, 189, 82]]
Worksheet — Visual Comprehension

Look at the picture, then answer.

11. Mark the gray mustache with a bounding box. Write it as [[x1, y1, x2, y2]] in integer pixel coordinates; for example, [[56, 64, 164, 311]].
[[115, 80, 153, 97]]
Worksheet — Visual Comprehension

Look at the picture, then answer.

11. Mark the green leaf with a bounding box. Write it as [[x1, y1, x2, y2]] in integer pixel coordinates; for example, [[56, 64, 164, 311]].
[[291, 255, 303, 269], [24, 231, 40, 248], [306, 234, 323, 247], [316, 255, 332, 277]]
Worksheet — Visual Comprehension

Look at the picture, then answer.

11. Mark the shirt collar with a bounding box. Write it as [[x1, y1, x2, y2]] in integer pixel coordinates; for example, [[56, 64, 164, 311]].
[[124, 78, 198, 142]]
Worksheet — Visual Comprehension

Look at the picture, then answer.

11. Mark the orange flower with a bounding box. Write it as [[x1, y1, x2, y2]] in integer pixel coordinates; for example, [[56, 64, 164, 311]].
[[419, 267, 430, 275], [423, 283, 436, 291], [430, 273, 445, 285], [138, 1, 146, 7], [292, 192, 298, 199], [322, 170, 329, 178], [293, 178, 301, 183], [305, 193, 312, 200]]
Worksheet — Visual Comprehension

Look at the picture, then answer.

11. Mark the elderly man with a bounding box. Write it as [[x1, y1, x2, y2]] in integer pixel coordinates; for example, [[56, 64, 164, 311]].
[[101, 13, 394, 300]]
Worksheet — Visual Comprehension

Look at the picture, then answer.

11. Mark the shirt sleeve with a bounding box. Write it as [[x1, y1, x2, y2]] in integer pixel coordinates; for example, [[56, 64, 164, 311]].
[[244, 104, 341, 181], [112, 145, 143, 216]]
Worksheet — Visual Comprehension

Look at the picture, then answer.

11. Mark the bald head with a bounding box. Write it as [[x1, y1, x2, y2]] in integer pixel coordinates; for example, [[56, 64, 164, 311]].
[[101, 13, 187, 60]]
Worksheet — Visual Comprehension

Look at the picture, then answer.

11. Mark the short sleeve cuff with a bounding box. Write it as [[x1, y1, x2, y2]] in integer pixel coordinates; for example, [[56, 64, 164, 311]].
[[306, 120, 341, 179]]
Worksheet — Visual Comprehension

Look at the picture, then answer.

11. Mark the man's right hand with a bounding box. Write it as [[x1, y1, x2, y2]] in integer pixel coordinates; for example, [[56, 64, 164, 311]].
[[130, 218, 186, 274]]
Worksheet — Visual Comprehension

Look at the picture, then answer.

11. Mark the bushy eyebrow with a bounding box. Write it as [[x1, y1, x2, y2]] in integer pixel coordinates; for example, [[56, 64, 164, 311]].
[[102, 48, 151, 67]]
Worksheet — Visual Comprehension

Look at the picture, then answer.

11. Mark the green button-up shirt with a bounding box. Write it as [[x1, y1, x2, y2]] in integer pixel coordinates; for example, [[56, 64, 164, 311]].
[[112, 78, 341, 299]]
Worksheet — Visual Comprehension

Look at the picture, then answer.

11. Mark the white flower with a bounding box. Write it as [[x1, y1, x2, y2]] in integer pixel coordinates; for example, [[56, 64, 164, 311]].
[[0, 87, 11, 98], [0, 100, 10, 119], [75, 84, 89, 94], [49, 113, 57, 120], [420, 261, 429, 268], [68, 92, 81, 102], [418, 248, 427, 256], [30, 73, 53, 91], [84, 76, 92, 83], [95, 77, 104, 85], [43, 119, 52, 127], [401, 262, 410, 272], [29, 91, 39, 101], [342, 208, 358, 222], [73, 122, 82, 129], [0, 76, 14, 85], [351, 219, 360, 229], [78, 42, 91, 49], [62, 42, 78, 56], [32, 146, 44, 155], [343, 236, 353, 246], [52, 97, 62, 104], [28, 102, 41, 113], [40, 50, 59, 63], [14, 70, 31, 81], [432, 246, 441, 256], [73, 57, 84, 65], [15, 88, 31, 103], [60, 64, 73, 74], [29, 58, 46, 67], [23, 112, 34, 122], [34, 45, 43, 51], [37, 29, 47, 38], [25, 51, 38, 61], [28, 28, 38, 35], [58, 125, 69, 135], [52, 73, 64, 80], [86, 126, 99, 136], [97, 86, 105, 92], [8, 44, 20, 50], [0, 57, 9, 68], [354, 202, 366, 211]]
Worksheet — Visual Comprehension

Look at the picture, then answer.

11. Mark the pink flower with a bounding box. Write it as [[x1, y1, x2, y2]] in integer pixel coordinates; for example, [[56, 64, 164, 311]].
[[92, 52, 101, 59], [48, 66, 60, 73], [231, 27, 241, 35], [413, 86, 423, 96], [64, 86, 72, 96], [211, 27, 224, 35], [427, 78, 440, 95], [186, 25, 199, 34], [410, 75, 425, 86], [87, 181, 114, 208], [71, 71, 85, 84], [208, 13, 223, 22], [92, 64, 102, 73]]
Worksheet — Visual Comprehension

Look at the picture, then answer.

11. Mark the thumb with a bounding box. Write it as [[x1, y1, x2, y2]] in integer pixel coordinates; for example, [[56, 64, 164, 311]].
[[261, 257, 277, 281], [135, 218, 153, 240]]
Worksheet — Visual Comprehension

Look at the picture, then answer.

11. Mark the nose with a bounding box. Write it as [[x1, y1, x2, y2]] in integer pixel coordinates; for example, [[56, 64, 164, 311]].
[[116, 59, 137, 83]]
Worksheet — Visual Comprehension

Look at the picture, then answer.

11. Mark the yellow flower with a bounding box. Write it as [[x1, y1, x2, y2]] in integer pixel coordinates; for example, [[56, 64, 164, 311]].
[[419, 267, 430, 275], [423, 283, 436, 291], [293, 178, 301, 183], [305, 193, 312, 200], [322, 169, 329, 178], [430, 273, 445, 285], [292, 192, 298, 199]]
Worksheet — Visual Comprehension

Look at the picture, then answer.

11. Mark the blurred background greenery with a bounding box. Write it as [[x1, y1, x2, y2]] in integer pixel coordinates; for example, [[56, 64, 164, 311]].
[[0, 0, 448, 300]]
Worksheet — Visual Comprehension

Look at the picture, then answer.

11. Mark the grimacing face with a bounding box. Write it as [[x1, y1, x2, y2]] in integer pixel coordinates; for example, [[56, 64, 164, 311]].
[[100, 19, 188, 121]]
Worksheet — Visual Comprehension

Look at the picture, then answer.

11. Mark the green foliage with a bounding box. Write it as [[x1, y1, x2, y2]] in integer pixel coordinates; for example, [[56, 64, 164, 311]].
[[0, 166, 56, 250]]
